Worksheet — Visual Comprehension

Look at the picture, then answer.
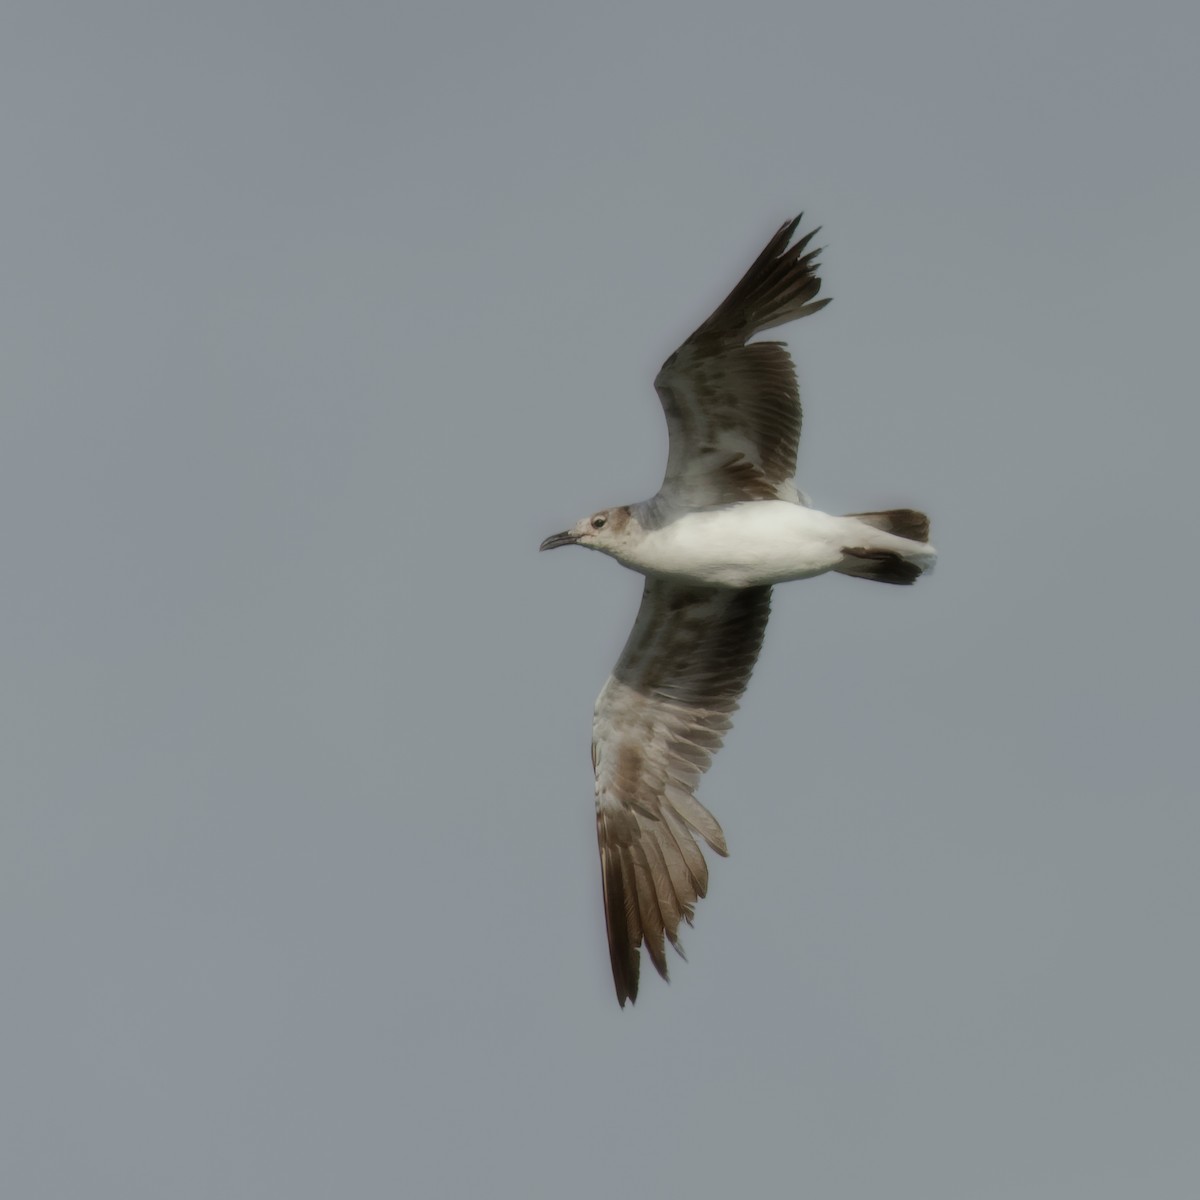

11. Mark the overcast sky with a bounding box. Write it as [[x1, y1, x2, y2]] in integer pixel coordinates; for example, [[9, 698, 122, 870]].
[[4, 2, 1199, 1197]]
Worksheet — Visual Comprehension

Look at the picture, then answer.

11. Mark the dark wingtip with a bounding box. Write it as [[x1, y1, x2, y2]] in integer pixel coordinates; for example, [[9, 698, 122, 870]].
[[601, 835, 640, 1007], [688, 210, 831, 342]]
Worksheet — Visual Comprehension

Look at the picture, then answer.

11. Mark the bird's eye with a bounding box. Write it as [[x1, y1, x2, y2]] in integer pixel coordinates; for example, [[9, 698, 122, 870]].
[[591, 515, 607, 529]]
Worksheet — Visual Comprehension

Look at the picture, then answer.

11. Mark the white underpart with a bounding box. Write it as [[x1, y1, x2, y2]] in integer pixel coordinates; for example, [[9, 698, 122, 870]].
[[614, 501, 937, 589]]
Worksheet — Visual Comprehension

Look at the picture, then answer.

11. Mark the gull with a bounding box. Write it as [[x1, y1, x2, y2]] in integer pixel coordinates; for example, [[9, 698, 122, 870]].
[[540, 215, 936, 1006]]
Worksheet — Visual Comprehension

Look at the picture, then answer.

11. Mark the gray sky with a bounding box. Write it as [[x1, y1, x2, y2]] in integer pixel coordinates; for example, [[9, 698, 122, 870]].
[[4, 1, 1199, 1196]]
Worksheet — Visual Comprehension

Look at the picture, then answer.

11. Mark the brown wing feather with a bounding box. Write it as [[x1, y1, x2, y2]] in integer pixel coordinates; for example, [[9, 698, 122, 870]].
[[654, 215, 831, 508], [592, 580, 772, 1006]]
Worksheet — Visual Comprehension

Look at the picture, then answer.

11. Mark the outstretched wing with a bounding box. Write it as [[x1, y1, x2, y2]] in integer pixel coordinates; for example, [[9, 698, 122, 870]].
[[654, 216, 830, 508], [592, 578, 772, 1006]]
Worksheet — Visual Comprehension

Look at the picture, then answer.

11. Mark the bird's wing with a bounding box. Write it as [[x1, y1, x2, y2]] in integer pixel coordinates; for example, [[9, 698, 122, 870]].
[[653, 215, 830, 508], [592, 578, 772, 1005]]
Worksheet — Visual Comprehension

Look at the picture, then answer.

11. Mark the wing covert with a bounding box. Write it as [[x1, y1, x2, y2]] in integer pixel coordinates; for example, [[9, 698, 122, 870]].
[[653, 215, 830, 508]]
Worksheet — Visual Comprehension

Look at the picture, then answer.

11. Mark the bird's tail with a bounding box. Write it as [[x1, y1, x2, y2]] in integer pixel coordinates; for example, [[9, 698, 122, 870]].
[[834, 509, 935, 585], [846, 509, 930, 542]]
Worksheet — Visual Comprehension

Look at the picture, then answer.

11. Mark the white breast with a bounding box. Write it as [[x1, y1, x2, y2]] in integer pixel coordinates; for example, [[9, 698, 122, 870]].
[[622, 502, 851, 588]]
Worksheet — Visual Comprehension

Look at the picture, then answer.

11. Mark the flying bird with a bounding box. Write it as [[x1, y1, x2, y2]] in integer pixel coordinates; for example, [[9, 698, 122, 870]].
[[540, 215, 936, 1006]]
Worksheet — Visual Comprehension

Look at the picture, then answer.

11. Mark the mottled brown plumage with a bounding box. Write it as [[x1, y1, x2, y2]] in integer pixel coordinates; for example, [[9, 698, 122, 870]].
[[540, 214, 936, 1005], [593, 582, 771, 1005], [585, 218, 831, 1003], [654, 216, 829, 510]]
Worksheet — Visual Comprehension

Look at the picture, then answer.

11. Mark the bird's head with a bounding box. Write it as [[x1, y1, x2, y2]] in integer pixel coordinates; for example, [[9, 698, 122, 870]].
[[539, 506, 633, 556]]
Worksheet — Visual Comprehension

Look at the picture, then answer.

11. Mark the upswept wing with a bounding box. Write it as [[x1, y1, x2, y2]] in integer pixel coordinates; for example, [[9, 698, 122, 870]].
[[592, 579, 772, 1006], [654, 216, 830, 508]]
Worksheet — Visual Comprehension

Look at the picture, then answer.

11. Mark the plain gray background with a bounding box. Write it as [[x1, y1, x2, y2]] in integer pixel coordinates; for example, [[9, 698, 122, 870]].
[[5, 2, 1198, 1196]]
